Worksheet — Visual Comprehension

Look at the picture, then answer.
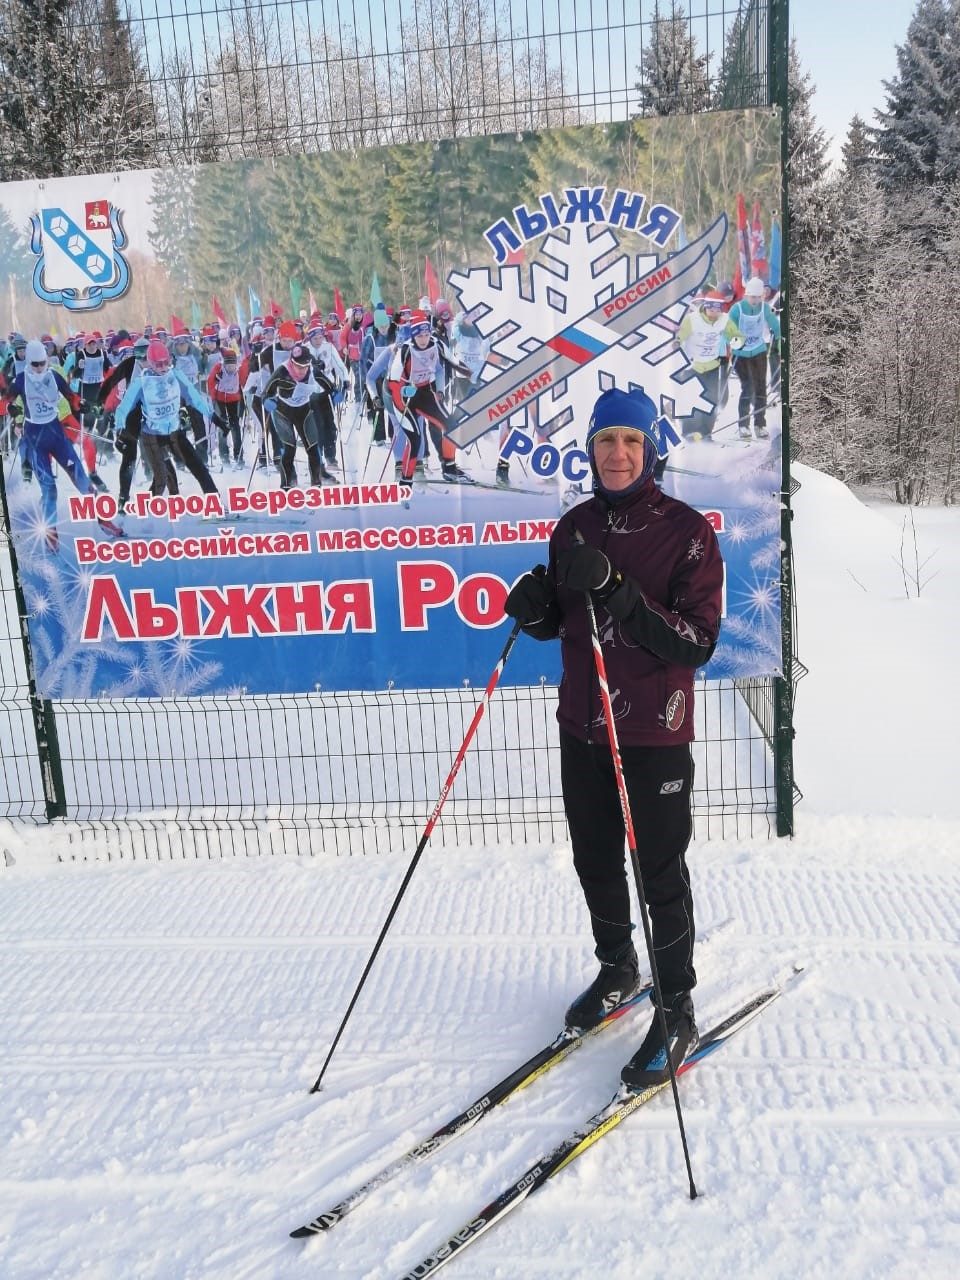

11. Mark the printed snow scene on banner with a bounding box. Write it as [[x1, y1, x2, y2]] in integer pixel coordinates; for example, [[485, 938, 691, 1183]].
[[29, 198, 131, 311], [449, 213, 725, 459]]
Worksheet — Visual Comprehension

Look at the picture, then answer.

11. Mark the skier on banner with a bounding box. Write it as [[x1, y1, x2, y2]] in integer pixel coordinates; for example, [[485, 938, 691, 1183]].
[[386, 310, 475, 486], [260, 341, 328, 490], [360, 307, 395, 444], [113, 340, 219, 501], [100, 337, 151, 510], [7, 340, 124, 552], [340, 305, 367, 403], [243, 323, 280, 471], [675, 291, 745, 439], [71, 332, 109, 440], [502, 387, 723, 1089], [727, 276, 781, 440], [207, 347, 249, 470], [303, 318, 348, 474]]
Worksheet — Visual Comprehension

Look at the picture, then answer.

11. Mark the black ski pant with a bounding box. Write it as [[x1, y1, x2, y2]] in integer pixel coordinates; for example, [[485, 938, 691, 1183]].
[[116, 403, 144, 507], [735, 351, 769, 432], [212, 400, 243, 461], [309, 392, 337, 465], [559, 729, 696, 999], [140, 429, 218, 497]]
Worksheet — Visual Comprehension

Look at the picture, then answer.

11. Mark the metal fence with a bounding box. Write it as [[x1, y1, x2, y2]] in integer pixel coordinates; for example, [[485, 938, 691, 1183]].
[[0, 0, 795, 857]]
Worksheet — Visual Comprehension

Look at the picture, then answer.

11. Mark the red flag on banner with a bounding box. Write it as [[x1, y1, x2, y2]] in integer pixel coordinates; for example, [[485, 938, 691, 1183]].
[[424, 255, 441, 305], [733, 193, 751, 299], [333, 288, 346, 322], [211, 296, 227, 328], [268, 298, 283, 319], [308, 289, 318, 316], [750, 199, 768, 282], [170, 314, 188, 335]]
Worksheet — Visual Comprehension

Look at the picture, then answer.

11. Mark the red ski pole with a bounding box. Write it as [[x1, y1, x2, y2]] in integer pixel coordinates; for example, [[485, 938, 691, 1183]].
[[309, 619, 523, 1092]]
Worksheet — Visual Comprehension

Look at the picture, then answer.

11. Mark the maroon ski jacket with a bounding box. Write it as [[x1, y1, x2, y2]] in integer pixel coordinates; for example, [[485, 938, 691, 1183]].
[[525, 480, 723, 747]]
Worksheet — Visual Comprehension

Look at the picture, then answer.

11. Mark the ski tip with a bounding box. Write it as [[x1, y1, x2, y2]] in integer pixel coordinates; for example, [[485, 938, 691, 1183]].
[[290, 1225, 314, 1239]]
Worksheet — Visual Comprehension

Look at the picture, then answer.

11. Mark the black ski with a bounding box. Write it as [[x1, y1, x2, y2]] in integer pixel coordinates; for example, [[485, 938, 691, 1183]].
[[290, 984, 652, 1237], [399, 984, 784, 1278]]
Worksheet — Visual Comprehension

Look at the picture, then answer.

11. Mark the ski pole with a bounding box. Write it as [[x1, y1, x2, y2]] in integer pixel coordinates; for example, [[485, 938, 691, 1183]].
[[309, 618, 524, 1093], [245, 410, 264, 493], [573, 527, 698, 1199], [361, 405, 382, 480]]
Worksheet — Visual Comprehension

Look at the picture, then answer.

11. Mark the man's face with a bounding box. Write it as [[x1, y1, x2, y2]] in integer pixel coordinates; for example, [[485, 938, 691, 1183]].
[[592, 427, 648, 492]]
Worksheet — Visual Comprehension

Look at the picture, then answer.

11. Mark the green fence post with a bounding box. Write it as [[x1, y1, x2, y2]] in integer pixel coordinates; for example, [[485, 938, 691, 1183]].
[[770, 0, 796, 836], [0, 465, 68, 820]]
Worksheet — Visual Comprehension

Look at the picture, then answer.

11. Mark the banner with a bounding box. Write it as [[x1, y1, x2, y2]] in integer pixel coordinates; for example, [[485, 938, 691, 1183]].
[[0, 112, 783, 697]]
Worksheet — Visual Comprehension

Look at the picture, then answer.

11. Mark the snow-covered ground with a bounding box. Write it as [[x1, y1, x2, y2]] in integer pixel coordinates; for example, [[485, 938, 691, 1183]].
[[1, 463, 957, 1279]]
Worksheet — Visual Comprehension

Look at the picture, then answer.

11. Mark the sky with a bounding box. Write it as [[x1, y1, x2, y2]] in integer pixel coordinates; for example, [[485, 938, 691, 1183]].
[[0, 464, 958, 1278], [790, 0, 918, 160]]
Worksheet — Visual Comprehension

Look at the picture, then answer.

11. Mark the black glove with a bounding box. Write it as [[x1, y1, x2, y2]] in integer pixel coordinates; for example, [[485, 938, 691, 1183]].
[[504, 564, 556, 626], [556, 544, 624, 603], [114, 427, 133, 451], [556, 545, 612, 592]]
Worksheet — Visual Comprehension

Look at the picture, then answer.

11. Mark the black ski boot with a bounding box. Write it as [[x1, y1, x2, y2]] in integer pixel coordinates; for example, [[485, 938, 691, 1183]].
[[565, 941, 641, 1031], [621, 991, 697, 1090]]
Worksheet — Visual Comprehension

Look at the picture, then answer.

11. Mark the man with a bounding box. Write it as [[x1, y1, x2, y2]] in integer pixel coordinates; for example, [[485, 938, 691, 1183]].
[[7, 340, 123, 550], [503, 387, 723, 1089], [261, 341, 327, 489], [113, 339, 218, 499], [303, 319, 347, 472]]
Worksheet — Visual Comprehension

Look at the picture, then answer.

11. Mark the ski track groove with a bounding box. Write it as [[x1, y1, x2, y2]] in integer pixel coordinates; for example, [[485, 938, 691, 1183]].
[[1, 839, 958, 1278]]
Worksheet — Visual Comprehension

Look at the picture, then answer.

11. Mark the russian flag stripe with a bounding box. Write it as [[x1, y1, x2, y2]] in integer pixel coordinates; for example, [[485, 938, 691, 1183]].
[[547, 322, 613, 364]]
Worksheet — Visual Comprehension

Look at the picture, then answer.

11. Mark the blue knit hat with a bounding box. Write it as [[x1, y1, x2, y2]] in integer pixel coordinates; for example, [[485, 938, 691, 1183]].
[[586, 387, 662, 490], [587, 387, 659, 450]]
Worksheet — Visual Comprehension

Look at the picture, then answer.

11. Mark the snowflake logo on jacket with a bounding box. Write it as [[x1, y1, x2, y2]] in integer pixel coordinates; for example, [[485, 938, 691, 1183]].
[[687, 536, 705, 561]]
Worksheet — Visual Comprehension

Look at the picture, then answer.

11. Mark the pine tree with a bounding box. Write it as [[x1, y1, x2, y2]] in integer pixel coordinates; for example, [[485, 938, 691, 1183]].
[[0, 0, 81, 178], [872, 0, 960, 190], [0, 0, 160, 178], [841, 114, 876, 177], [714, 1, 765, 110], [786, 38, 830, 263], [149, 168, 200, 295], [634, 1, 712, 117], [0, 205, 30, 302], [78, 0, 158, 172]]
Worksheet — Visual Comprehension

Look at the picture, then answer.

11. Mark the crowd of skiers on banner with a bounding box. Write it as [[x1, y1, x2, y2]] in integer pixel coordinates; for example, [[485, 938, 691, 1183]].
[[0, 279, 780, 551]]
